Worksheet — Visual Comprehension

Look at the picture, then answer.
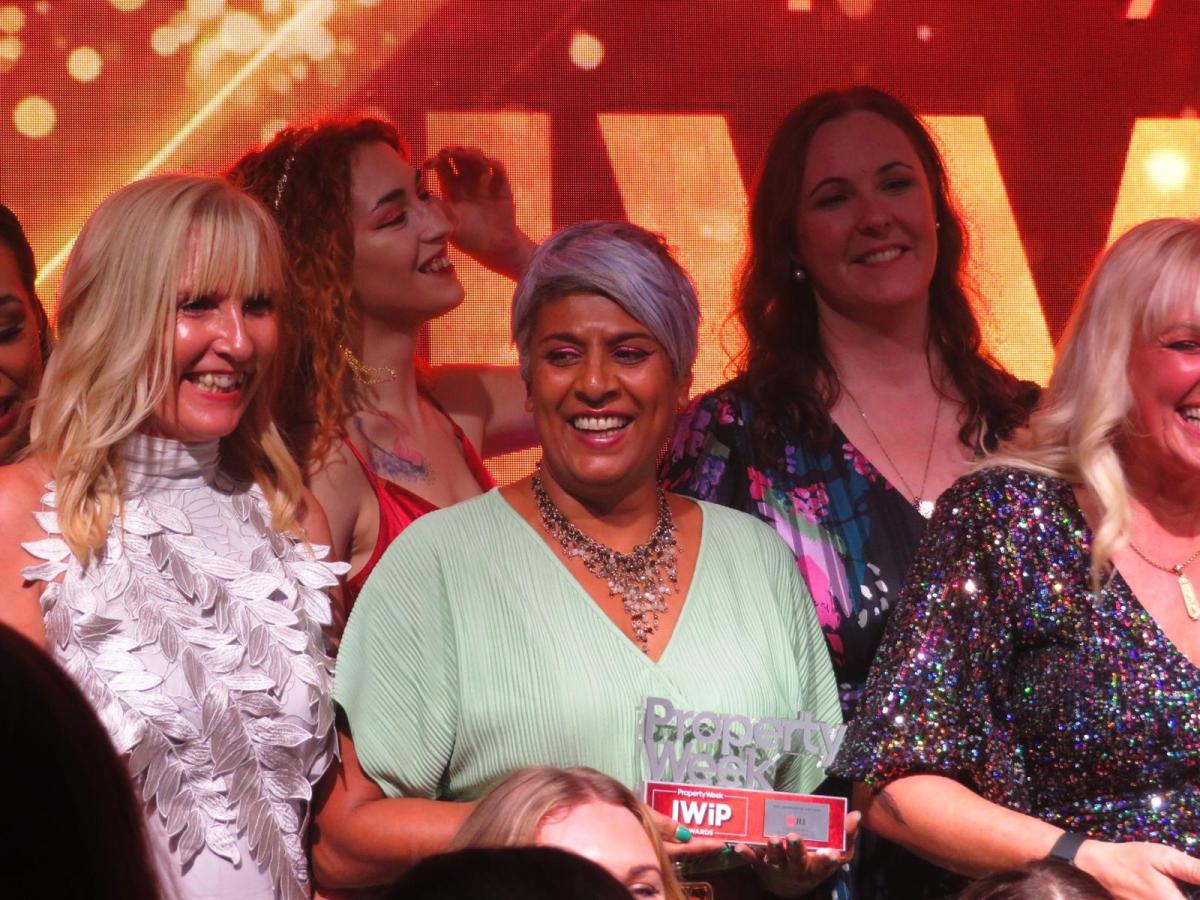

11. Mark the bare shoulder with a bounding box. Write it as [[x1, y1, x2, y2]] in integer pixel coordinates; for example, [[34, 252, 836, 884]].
[[297, 484, 334, 549], [0, 457, 52, 535], [307, 437, 372, 508], [0, 456, 54, 646], [306, 435, 373, 562]]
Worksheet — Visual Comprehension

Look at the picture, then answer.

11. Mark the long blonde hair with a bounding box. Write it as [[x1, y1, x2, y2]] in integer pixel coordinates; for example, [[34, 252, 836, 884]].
[[989, 217, 1200, 586], [453, 766, 683, 900], [30, 174, 304, 562]]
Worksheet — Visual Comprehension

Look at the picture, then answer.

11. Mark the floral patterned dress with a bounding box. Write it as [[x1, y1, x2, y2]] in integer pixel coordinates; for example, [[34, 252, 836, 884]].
[[662, 386, 961, 900], [663, 387, 926, 722]]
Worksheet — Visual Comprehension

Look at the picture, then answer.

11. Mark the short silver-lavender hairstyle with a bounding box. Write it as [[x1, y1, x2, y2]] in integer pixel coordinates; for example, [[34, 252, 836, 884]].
[[511, 221, 700, 381]]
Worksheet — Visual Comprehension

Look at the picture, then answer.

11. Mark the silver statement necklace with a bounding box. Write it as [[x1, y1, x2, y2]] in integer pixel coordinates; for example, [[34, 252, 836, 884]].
[[841, 382, 943, 519], [532, 467, 678, 653]]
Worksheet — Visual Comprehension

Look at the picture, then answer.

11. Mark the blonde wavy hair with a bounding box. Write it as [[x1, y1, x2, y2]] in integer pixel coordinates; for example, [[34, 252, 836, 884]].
[[453, 766, 683, 900], [30, 174, 304, 562], [989, 217, 1200, 587]]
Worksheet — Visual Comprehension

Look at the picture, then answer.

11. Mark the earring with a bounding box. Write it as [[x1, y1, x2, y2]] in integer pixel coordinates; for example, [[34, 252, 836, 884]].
[[935, 221, 942, 230], [792, 264, 807, 282]]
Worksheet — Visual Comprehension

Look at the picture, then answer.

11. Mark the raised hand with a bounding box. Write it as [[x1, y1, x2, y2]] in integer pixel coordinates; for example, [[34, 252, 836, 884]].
[[428, 146, 535, 279]]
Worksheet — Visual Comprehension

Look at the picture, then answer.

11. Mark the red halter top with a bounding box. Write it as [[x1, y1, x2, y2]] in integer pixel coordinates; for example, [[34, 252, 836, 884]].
[[341, 410, 495, 613]]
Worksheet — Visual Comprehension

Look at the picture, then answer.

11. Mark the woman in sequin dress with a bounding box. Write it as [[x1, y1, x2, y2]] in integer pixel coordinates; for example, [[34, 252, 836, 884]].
[[834, 218, 1200, 900], [0, 176, 347, 900], [662, 86, 1036, 898]]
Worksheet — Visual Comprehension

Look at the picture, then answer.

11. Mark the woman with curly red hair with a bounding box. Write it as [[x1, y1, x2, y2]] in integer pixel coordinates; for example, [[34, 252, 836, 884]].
[[228, 117, 536, 617]]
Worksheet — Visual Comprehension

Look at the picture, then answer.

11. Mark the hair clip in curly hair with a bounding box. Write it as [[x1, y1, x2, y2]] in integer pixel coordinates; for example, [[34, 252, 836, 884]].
[[272, 151, 296, 213]]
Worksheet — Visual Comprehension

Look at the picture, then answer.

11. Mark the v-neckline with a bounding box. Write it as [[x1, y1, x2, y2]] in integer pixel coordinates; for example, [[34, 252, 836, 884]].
[[493, 489, 708, 667], [828, 419, 930, 525], [1068, 481, 1200, 675]]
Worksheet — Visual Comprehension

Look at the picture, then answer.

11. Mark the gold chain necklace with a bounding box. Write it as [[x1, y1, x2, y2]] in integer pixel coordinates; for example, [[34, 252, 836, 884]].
[[531, 467, 677, 653], [341, 345, 397, 385], [840, 383, 942, 519], [1128, 540, 1200, 620]]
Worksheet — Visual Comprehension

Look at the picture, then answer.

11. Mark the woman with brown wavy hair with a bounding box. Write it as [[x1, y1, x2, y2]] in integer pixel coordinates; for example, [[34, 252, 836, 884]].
[[661, 86, 1038, 898], [228, 117, 535, 617]]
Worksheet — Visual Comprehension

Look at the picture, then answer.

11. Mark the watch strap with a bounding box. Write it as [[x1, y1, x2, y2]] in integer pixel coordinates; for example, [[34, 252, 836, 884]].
[[1047, 831, 1087, 866]]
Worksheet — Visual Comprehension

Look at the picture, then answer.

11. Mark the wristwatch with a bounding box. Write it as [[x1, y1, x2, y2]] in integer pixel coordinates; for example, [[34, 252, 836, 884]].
[[1047, 831, 1088, 867]]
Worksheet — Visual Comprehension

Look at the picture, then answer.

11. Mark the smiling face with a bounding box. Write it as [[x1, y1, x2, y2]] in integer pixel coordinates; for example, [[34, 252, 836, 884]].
[[0, 242, 43, 461], [536, 801, 665, 899], [146, 269, 278, 444], [794, 110, 939, 321], [348, 140, 463, 327], [528, 292, 690, 502], [1124, 310, 1200, 482]]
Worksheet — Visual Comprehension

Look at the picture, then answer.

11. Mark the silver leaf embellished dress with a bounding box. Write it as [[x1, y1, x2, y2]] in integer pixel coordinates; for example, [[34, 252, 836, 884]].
[[21, 435, 347, 900]]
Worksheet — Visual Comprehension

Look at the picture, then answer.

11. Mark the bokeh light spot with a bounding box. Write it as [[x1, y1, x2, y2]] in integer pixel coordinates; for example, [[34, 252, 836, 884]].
[[260, 117, 288, 144], [150, 25, 180, 56], [569, 30, 604, 71], [0, 4, 24, 32], [917, 25, 932, 41], [838, 0, 875, 19], [187, 0, 226, 21], [295, 22, 335, 61], [0, 33, 22, 64], [216, 11, 265, 54], [67, 46, 103, 82], [1144, 149, 1191, 192], [13, 95, 56, 138]]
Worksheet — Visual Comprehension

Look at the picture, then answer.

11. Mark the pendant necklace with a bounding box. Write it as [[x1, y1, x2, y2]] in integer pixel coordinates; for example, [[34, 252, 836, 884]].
[[531, 467, 678, 653], [840, 383, 943, 519], [1127, 540, 1200, 621]]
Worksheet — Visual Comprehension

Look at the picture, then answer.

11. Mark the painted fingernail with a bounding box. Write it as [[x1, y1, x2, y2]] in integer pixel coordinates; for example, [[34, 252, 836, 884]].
[[789, 838, 800, 848], [719, 846, 735, 856], [675, 826, 692, 842]]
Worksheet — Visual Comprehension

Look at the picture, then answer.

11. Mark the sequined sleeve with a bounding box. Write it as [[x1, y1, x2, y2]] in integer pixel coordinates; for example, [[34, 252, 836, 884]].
[[661, 389, 754, 513], [832, 467, 1035, 807]]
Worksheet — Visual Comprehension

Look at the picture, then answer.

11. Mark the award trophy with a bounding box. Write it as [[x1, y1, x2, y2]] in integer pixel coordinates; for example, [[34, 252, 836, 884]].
[[639, 696, 847, 893]]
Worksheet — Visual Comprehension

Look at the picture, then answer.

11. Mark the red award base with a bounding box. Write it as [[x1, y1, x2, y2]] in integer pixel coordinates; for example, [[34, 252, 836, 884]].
[[644, 781, 847, 851]]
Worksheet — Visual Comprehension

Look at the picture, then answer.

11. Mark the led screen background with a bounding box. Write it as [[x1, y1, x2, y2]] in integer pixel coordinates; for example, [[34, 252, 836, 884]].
[[2, 0, 1198, 481]]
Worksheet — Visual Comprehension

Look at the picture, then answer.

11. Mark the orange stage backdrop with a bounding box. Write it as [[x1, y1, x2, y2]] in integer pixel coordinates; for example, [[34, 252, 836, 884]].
[[1, 0, 1198, 481]]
